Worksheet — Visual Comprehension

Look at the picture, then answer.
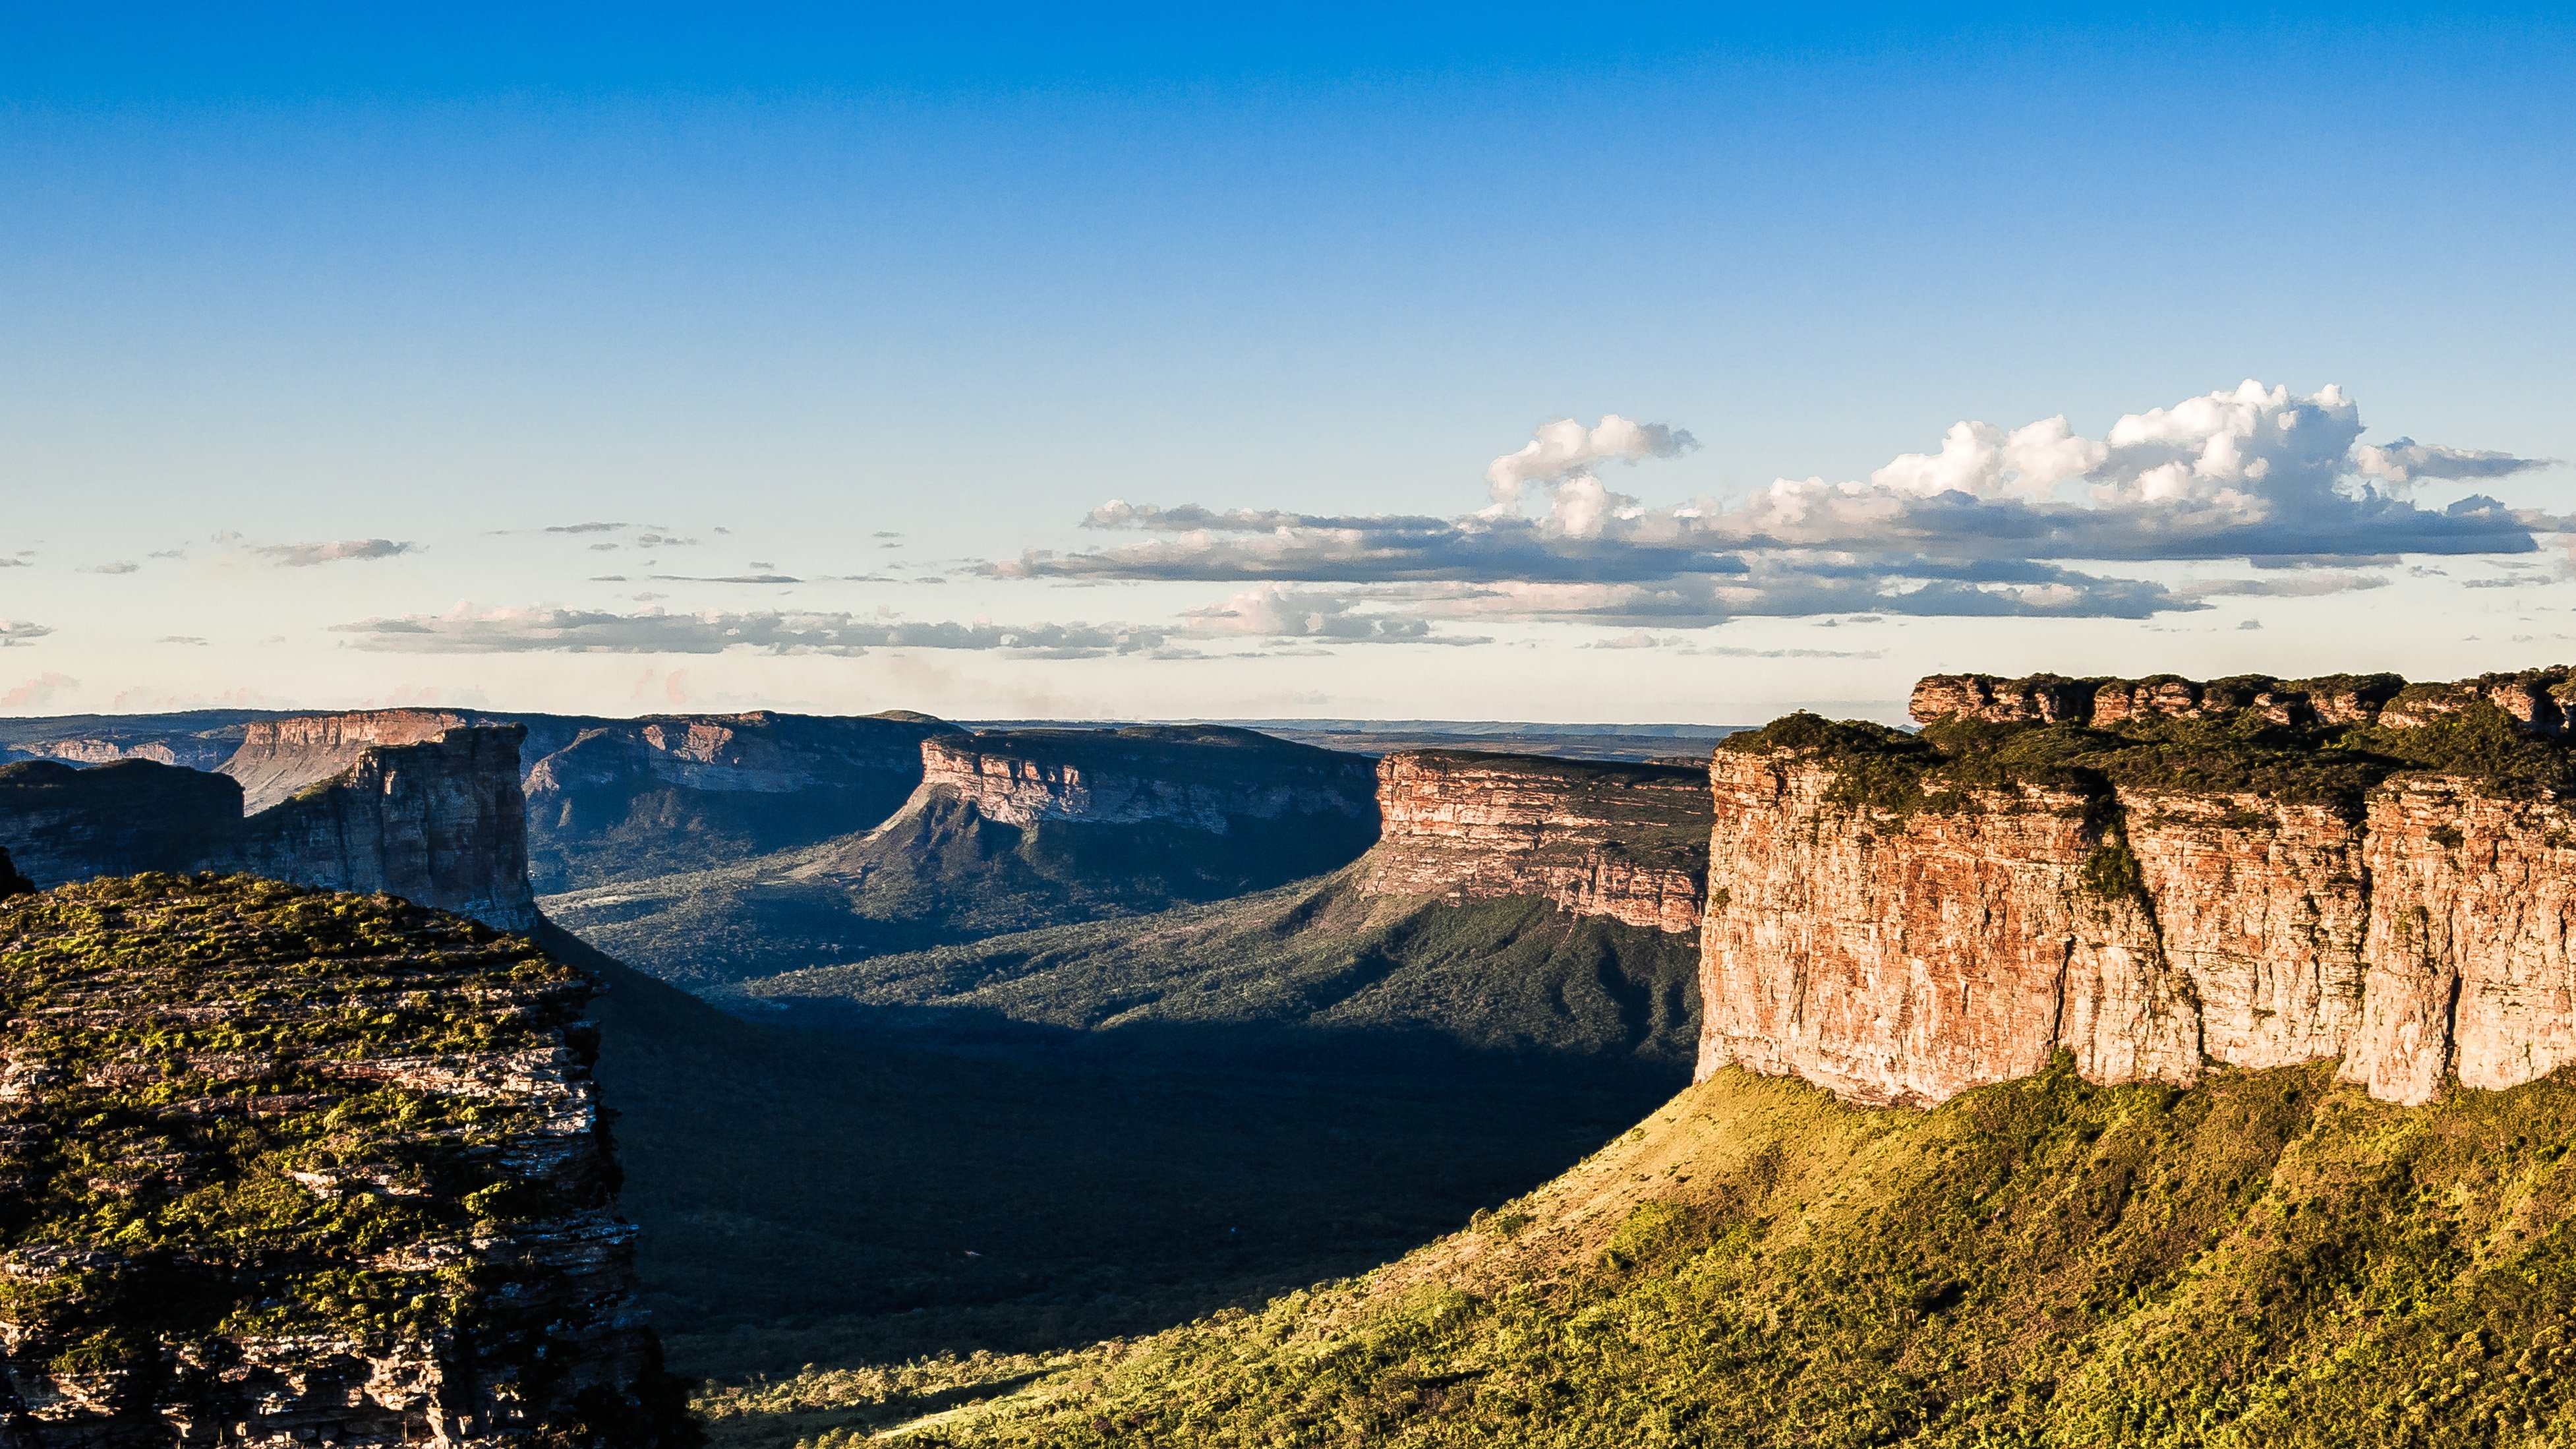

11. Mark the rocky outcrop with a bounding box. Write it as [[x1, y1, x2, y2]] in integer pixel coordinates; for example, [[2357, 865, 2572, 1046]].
[[0, 759, 243, 888], [898, 724, 1377, 835], [1908, 668, 2576, 734], [0, 724, 538, 932], [0, 874, 695, 1448], [1704, 670, 2576, 1108], [6, 734, 239, 771], [229, 726, 539, 931], [1360, 751, 1709, 934], [220, 709, 469, 812], [521, 711, 960, 891]]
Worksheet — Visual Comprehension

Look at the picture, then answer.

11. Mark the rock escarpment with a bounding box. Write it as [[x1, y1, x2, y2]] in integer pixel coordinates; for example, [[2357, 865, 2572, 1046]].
[[0, 874, 695, 1448], [519, 711, 960, 891], [220, 710, 469, 813], [809, 724, 1381, 911], [1359, 750, 1709, 934], [1700, 670, 2576, 1108], [0, 722, 537, 931], [901, 724, 1378, 835]]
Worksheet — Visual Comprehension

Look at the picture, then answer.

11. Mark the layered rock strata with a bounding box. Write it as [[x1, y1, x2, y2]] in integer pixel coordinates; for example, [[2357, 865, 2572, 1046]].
[[1703, 670, 2576, 1109], [220, 709, 469, 812], [229, 726, 539, 931], [1360, 750, 1709, 933], [0, 874, 693, 1448], [0, 724, 537, 931], [892, 724, 1378, 835]]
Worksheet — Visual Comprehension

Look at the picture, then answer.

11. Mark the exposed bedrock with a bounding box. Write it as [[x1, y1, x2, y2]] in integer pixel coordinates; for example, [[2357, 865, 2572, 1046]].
[[229, 725, 540, 930], [1699, 705, 2576, 1109], [0, 723, 538, 931], [0, 875, 695, 1448], [1359, 750, 1711, 934], [1910, 666, 2576, 734], [220, 709, 469, 812], [894, 724, 1380, 834]]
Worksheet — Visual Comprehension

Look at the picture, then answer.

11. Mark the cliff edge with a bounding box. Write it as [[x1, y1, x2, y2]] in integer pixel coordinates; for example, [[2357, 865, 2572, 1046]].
[[0, 873, 695, 1447], [1703, 671, 2576, 1108]]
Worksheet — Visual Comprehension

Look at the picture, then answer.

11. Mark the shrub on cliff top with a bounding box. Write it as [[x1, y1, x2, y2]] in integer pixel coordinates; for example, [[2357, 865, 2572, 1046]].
[[1724, 697, 2575, 812]]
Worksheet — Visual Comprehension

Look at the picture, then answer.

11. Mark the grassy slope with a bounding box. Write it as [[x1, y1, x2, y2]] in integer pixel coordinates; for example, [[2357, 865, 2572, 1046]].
[[562, 926, 1681, 1394], [729, 872, 1705, 1067], [705, 1059, 2576, 1448]]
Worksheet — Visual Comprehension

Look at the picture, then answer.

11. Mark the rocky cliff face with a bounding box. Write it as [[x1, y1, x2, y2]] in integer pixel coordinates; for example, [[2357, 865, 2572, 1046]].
[[1359, 750, 1709, 934], [220, 710, 469, 813], [228, 726, 539, 932], [899, 724, 1378, 834], [1703, 670, 2576, 1108], [0, 761, 243, 889], [521, 711, 960, 891], [0, 874, 695, 1448], [0, 724, 537, 932]]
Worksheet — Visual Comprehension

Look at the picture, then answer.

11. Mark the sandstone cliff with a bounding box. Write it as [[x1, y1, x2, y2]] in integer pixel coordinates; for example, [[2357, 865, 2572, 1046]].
[[0, 725, 538, 932], [1359, 750, 1709, 934], [894, 724, 1378, 834], [520, 710, 960, 891], [0, 874, 695, 1447], [1702, 673, 2576, 1108], [220, 709, 469, 812], [228, 726, 539, 932]]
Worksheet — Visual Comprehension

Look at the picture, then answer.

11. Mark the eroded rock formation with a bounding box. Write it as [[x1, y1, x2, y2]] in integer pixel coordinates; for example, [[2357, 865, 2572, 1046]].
[[0, 722, 537, 931], [220, 709, 469, 812], [0, 874, 695, 1447], [897, 724, 1378, 834], [1360, 750, 1709, 933], [1704, 669, 2576, 1108]]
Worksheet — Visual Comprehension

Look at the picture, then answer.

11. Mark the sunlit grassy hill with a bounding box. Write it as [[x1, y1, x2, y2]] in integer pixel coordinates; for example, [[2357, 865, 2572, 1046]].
[[707, 1059, 2576, 1448]]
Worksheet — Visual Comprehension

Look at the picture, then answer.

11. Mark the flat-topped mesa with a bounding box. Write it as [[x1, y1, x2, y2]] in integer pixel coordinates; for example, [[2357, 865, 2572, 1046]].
[[1703, 676, 2576, 1109], [1910, 668, 2576, 734], [0, 875, 694, 1448], [0, 723, 539, 931], [1360, 750, 1710, 934], [524, 710, 961, 799], [220, 708, 469, 812], [900, 724, 1380, 833], [231, 724, 539, 931]]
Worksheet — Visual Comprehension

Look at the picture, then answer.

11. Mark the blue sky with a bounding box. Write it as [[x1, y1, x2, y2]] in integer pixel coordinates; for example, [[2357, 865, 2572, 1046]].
[[3, 4, 2571, 722]]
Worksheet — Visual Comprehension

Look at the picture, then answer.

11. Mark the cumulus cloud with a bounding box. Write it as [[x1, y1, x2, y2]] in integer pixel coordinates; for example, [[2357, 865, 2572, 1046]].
[[333, 606, 1175, 659], [0, 621, 53, 645], [78, 561, 140, 575], [999, 384, 2558, 626], [1484, 415, 1699, 508], [258, 539, 416, 567]]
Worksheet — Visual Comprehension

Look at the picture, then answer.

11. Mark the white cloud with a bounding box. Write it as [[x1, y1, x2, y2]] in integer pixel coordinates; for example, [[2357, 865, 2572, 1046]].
[[1002, 382, 2557, 628], [333, 605, 1175, 659], [78, 561, 140, 575], [0, 621, 54, 646], [1, 672, 76, 709], [257, 538, 417, 567], [1483, 414, 1700, 508]]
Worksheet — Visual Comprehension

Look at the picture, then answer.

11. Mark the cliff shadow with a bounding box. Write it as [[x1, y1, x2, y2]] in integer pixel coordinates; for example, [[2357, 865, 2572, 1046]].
[[579, 947, 1685, 1384]]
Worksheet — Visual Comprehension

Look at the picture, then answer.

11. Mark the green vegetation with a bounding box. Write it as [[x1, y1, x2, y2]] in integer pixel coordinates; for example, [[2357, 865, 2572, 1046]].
[[564, 920, 1684, 1395], [718, 1059, 2576, 1448], [548, 795, 1382, 987], [0, 874, 693, 1446], [1724, 695, 2576, 819], [728, 873, 1703, 1065]]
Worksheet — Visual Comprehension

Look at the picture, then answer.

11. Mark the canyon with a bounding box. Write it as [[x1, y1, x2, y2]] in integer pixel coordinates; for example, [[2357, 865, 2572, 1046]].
[[1699, 669, 2576, 1108]]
